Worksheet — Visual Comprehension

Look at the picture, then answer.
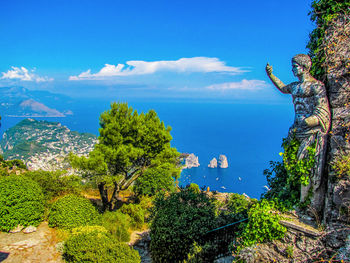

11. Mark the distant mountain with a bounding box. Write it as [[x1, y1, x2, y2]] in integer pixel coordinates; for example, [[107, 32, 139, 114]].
[[0, 118, 97, 170], [0, 86, 73, 117]]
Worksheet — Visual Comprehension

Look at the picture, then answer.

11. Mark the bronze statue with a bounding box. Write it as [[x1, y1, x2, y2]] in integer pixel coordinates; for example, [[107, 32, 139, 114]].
[[266, 54, 331, 212]]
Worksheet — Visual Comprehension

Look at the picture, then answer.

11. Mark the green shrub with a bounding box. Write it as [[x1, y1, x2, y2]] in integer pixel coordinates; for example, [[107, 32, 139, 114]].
[[134, 164, 177, 196], [120, 203, 145, 230], [101, 211, 131, 242], [71, 225, 108, 236], [63, 231, 140, 263], [0, 175, 45, 232], [48, 195, 99, 229], [188, 183, 200, 194], [150, 188, 217, 262], [262, 137, 316, 210], [0, 158, 27, 169], [25, 170, 82, 202], [234, 199, 286, 253]]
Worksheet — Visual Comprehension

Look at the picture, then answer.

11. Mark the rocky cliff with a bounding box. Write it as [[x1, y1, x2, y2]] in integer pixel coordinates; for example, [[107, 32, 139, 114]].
[[183, 153, 200, 169], [219, 154, 228, 168], [208, 158, 218, 168], [322, 14, 350, 223]]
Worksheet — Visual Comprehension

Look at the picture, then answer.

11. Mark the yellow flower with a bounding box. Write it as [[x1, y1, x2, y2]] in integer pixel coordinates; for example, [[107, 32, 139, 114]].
[[279, 152, 284, 156]]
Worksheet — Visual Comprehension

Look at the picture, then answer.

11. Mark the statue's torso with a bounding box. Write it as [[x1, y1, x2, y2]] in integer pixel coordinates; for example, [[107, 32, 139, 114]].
[[290, 81, 321, 136]]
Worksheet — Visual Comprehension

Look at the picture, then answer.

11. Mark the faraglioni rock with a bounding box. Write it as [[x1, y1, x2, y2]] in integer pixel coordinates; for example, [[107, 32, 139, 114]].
[[219, 155, 228, 168], [183, 153, 200, 169], [208, 158, 217, 168]]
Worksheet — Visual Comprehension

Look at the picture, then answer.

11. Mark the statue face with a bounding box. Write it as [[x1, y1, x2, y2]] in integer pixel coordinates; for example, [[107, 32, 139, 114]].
[[292, 62, 303, 77]]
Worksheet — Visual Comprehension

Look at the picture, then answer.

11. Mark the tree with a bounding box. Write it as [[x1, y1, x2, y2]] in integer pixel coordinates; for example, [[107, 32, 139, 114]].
[[71, 102, 180, 211]]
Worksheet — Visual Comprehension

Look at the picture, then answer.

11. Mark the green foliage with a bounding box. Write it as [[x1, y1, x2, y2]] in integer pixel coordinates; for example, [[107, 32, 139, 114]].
[[188, 183, 201, 194], [70, 102, 180, 211], [184, 242, 213, 263], [71, 225, 108, 236], [24, 170, 82, 202], [282, 138, 316, 187], [234, 199, 286, 253], [0, 156, 27, 177], [48, 194, 99, 229], [262, 137, 316, 209], [286, 245, 294, 258], [63, 231, 140, 263], [0, 175, 45, 232], [150, 187, 217, 263], [333, 153, 350, 178], [134, 164, 178, 196], [120, 203, 145, 230], [307, 0, 350, 81], [0, 157, 27, 169], [101, 211, 131, 242]]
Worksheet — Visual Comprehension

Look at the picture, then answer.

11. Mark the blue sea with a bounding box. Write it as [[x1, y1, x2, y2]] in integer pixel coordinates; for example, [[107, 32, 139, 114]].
[[0, 99, 294, 199]]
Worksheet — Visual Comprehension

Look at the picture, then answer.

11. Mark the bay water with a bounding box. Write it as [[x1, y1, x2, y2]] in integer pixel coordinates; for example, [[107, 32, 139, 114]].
[[0, 99, 294, 199]]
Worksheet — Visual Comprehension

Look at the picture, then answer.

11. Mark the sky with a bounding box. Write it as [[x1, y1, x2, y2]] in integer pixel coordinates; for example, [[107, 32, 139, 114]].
[[0, 0, 315, 102]]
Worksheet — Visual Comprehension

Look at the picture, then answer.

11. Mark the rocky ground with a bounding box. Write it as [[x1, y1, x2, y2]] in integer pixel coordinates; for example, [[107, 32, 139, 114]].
[[0, 222, 63, 263]]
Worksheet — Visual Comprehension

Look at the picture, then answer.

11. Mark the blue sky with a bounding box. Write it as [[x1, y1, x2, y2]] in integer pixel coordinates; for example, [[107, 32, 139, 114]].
[[0, 0, 315, 102]]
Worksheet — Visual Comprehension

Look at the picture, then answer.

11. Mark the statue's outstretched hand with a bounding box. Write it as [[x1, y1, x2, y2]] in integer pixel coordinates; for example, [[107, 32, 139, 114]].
[[265, 63, 273, 76]]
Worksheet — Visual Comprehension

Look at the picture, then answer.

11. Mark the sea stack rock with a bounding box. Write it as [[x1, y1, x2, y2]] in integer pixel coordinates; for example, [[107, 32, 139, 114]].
[[219, 155, 228, 168], [208, 158, 217, 168], [183, 153, 200, 169]]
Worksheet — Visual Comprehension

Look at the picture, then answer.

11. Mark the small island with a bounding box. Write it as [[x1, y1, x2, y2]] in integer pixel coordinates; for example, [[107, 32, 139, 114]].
[[219, 154, 228, 168], [208, 157, 218, 168], [182, 153, 200, 169]]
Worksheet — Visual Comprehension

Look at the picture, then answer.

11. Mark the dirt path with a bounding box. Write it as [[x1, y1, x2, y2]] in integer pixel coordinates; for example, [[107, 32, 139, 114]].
[[0, 222, 63, 263]]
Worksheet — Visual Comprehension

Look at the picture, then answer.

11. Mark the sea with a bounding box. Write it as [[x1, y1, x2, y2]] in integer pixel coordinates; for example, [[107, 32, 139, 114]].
[[0, 99, 294, 199]]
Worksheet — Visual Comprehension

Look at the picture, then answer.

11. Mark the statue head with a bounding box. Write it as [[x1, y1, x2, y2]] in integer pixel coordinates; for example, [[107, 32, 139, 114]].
[[292, 54, 312, 77]]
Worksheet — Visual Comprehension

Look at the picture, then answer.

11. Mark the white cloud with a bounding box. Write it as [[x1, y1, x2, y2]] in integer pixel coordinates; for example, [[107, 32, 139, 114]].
[[206, 79, 269, 91], [1, 66, 53, 82], [69, 57, 246, 80]]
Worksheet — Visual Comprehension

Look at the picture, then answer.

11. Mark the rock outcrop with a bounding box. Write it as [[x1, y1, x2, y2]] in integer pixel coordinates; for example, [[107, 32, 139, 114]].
[[322, 14, 350, 223], [219, 154, 228, 168], [183, 153, 200, 169], [208, 158, 218, 168]]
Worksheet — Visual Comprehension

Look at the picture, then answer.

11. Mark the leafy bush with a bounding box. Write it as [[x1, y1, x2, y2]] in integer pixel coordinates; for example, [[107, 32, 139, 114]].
[[234, 199, 286, 253], [48, 195, 99, 229], [63, 231, 140, 263], [150, 187, 217, 262], [262, 137, 316, 210], [188, 183, 200, 193], [71, 225, 108, 236], [25, 170, 82, 202], [134, 164, 178, 196], [0, 175, 45, 232], [101, 211, 131, 242], [0, 156, 27, 169], [120, 203, 145, 230]]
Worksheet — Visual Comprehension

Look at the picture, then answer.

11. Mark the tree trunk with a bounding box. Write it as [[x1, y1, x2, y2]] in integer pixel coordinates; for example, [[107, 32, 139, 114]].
[[98, 183, 112, 212]]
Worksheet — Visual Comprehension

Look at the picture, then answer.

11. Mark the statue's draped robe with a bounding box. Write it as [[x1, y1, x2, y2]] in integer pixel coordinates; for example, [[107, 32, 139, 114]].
[[282, 80, 331, 210]]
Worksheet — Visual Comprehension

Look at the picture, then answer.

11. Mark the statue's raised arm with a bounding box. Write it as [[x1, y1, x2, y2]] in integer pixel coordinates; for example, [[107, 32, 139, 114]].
[[265, 63, 293, 94]]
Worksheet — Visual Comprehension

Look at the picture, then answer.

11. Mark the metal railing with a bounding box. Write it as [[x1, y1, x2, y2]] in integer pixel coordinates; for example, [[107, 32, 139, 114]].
[[201, 218, 248, 260]]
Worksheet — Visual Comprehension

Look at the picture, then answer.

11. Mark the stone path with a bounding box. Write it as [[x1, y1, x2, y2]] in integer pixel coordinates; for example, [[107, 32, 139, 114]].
[[0, 222, 63, 263]]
